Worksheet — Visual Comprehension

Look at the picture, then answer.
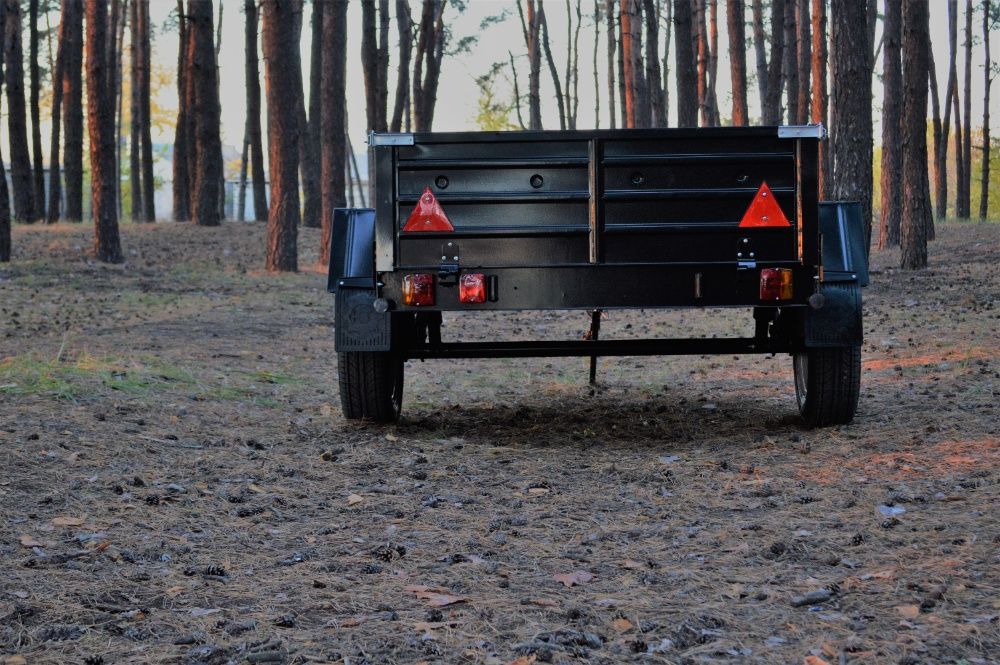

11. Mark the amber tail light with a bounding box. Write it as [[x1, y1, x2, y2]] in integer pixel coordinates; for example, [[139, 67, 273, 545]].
[[760, 268, 793, 300], [402, 274, 435, 306]]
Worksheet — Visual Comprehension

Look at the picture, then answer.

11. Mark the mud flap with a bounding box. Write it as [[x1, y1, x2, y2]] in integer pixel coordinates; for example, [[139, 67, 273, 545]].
[[804, 282, 862, 348], [335, 289, 391, 352]]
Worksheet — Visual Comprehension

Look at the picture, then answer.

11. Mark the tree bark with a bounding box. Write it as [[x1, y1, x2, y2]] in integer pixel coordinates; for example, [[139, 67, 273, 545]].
[[707, 0, 720, 125], [301, 0, 324, 228], [85, 0, 123, 262], [878, 0, 902, 249], [928, 45, 943, 218], [795, 0, 810, 124], [130, 0, 141, 221], [539, 2, 568, 129], [138, 0, 154, 221], [692, 0, 709, 125], [188, 0, 222, 227], [112, 0, 125, 219], [762, 0, 785, 124], [593, 1, 601, 128], [726, 0, 748, 125], [411, 0, 445, 131], [620, 0, 640, 127], [673, 0, 696, 126], [783, 0, 797, 124], [900, 0, 929, 269], [29, 0, 45, 214], [61, 0, 83, 222], [46, 2, 67, 223], [390, 0, 412, 132], [606, 0, 617, 128], [830, 0, 874, 255], [938, 0, 957, 219], [959, 0, 973, 218], [173, 0, 191, 220], [237, 130, 249, 221], [361, 0, 379, 129], [979, 0, 992, 219], [4, 0, 36, 223], [810, 0, 828, 197], [0, 8, 9, 259], [520, 0, 543, 129], [243, 0, 266, 221], [320, 0, 347, 268], [751, 0, 767, 120], [262, 0, 300, 271]]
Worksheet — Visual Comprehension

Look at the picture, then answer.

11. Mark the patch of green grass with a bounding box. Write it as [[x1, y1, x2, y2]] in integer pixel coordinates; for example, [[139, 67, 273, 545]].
[[247, 370, 302, 385]]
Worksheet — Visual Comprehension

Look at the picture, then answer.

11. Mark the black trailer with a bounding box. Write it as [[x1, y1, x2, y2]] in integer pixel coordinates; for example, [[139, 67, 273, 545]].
[[328, 126, 868, 426]]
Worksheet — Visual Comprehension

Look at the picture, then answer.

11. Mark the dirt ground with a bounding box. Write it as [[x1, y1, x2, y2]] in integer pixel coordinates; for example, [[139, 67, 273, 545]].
[[1, 220, 997, 665]]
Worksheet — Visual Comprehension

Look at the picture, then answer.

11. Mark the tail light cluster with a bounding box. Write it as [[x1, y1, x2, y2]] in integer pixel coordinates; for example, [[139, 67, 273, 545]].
[[759, 268, 793, 300], [402, 273, 489, 307]]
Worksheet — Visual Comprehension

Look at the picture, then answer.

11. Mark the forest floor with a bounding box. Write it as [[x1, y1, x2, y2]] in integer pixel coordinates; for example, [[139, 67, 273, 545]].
[[0, 221, 997, 665]]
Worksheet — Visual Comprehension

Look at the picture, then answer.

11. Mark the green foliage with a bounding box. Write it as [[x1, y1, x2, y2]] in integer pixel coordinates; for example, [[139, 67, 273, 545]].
[[474, 62, 519, 132]]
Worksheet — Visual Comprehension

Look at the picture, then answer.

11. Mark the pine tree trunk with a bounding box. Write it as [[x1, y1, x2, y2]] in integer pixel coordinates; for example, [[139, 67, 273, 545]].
[[763, 0, 785, 124], [707, 0, 720, 125], [62, 0, 83, 222], [830, 0, 874, 255], [783, 0, 797, 124], [795, 0, 810, 124], [390, 0, 412, 132], [112, 0, 126, 220], [29, 0, 44, 214], [320, 0, 347, 267], [751, 0, 768, 120], [521, 0, 542, 129], [85, 0, 123, 262], [928, 46, 943, 218], [959, 0, 973, 218], [900, 0, 929, 269], [662, 0, 671, 125], [411, 0, 445, 132], [810, 0, 829, 197], [138, 0, 154, 221], [726, 0, 748, 125], [673, 0, 697, 126], [188, 0, 222, 227], [361, 0, 379, 129], [243, 0, 266, 221], [262, 0, 300, 271], [46, 3, 67, 224], [692, 0, 710, 126], [4, 0, 36, 223], [300, 0, 323, 228], [539, 3, 568, 129], [620, 0, 637, 127], [569, 0, 582, 128], [878, 0, 902, 249], [237, 131, 248, 222], [173, 0, 191, 220], [593, 1, 600, 128], [130, 0, 141, 221], [938, 0, 957, 219], [0, 8, 9, 259], [605, 0, 617, 128], [979, 0, 992, 220]]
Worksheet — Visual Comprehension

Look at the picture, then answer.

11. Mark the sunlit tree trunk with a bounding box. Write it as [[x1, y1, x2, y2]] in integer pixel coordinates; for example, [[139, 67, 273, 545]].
[[726, 0, 748, 125], [86, 0, 123, 262], [262, 0, 300, 271]]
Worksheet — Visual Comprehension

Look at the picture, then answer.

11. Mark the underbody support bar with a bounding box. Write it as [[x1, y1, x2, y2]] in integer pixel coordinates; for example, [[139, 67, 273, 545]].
[[404, 337, 794, 360]]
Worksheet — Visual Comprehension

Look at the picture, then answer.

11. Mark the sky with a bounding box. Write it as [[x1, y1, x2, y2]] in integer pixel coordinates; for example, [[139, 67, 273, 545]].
[[5, 1, 999, 170]]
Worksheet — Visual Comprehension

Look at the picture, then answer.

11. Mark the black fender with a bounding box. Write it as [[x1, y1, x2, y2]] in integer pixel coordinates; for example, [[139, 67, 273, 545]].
[[329, 208, 392, 352], [803, 202, 868, 348]]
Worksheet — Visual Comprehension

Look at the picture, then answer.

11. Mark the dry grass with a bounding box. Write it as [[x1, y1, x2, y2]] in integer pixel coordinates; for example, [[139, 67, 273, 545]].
[[0, 220, 997, 664]]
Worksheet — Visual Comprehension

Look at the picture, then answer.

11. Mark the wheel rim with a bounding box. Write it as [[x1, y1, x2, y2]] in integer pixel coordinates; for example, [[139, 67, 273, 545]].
[[793, 353, 809, 409]]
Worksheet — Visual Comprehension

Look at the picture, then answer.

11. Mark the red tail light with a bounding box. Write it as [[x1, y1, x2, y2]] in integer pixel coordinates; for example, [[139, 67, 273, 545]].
[[739, 182, 791, 228], [403, 187, 454, 232], [459, 273, 487, 303], [760, 268, 793, 300], [402, 274, 435, 306]]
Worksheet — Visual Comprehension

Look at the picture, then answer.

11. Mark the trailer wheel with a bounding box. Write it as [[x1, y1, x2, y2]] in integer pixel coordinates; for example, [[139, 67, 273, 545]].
[[338, 352, 404, 423], [793, 347, 861, 427]]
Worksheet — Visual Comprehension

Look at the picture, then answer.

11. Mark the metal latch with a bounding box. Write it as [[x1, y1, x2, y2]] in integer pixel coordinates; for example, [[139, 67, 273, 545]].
[[737, 237, 756, 270]]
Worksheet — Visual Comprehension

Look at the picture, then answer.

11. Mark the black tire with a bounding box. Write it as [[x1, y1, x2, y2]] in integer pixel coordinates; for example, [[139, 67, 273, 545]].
[[793, 346, 861, 427], [338, 352, 404, 423]]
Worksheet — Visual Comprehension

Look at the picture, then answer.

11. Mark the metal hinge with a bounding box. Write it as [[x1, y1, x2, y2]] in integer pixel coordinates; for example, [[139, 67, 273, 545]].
[[369, 132, 415, 146]]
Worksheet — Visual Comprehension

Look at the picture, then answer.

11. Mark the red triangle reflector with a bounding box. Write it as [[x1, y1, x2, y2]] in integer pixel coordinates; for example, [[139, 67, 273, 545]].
[[738, 182, 791, 228], [403, 187, 454, 232]]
